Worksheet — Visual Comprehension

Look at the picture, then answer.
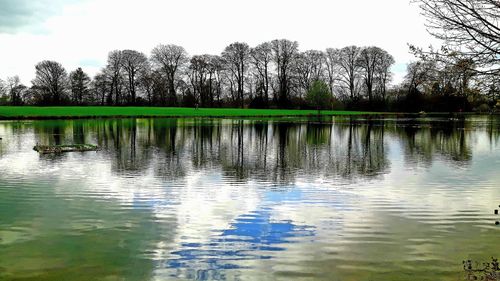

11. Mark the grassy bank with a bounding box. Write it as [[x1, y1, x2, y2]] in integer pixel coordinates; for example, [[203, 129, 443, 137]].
[[0, 106, 377, 120]]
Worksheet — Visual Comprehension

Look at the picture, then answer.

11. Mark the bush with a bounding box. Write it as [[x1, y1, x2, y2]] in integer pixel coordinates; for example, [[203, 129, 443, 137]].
[[306, 80, 332, 112]]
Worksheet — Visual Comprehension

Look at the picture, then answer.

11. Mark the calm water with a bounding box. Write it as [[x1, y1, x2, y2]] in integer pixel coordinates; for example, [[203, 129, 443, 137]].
[[0, 116, 499, 281]]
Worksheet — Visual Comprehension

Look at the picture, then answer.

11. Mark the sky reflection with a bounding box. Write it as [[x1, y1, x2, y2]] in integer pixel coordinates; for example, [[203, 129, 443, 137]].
[[0, 116, 499, 280]]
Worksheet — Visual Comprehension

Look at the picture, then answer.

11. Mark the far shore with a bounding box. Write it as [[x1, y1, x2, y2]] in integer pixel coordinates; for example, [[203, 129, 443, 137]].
[[0, 106, 496, 120]]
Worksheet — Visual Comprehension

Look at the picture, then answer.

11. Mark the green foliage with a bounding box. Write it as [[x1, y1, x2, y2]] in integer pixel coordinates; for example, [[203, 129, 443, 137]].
[[306, 80, 332, 112]]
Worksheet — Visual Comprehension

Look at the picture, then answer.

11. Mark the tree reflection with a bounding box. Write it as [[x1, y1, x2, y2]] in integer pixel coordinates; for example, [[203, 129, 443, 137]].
[[25, 116, 500, 183], [327, 119, 389, 179], [486, 116, 500, 147], [396, 118, 473, 167]]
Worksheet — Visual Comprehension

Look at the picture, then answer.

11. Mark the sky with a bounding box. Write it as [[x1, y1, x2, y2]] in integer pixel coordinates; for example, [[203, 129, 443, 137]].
[[0, 0, 438, 86]]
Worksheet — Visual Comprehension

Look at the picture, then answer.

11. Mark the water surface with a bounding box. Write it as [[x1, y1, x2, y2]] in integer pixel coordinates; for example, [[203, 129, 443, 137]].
[[0, 116, 499, 280]]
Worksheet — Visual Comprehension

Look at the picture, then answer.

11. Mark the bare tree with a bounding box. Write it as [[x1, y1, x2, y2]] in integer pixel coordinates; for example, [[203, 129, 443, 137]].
[[357, 46, 386, 103], [6, 76, 26, 105], [151, 44, 188, 106], [137, 64, 154, 105], [325, 48, 342, 97], [69, 67, 91, 105], [405, 60, 437, 94], [209, 55, 225, 106], [222, 42, 250, 108], [121, 50, 148, 104], [32, 60, 69, 105], [202, 55, 224, 107], [151, 70, 169, 106], [188, 54, 211, 107], [295, 50, 325, 98], [105, 50, 124, 105], [92, 72, 108, 105], [449, 58, 476, 97], [271, 39, 299, 107], [412, 0, 500, 76], [250, 42, 273, 105], [221, 65, 238, 105], [337, 46, 362, 101], [375, 50, 395, 101]]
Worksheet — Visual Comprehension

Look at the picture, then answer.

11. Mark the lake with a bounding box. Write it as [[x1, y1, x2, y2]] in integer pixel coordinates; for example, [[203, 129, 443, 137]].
[[0, 116, 499, 280]]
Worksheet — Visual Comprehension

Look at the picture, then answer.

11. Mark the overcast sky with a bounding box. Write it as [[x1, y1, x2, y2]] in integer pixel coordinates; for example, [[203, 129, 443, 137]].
[[0, 0, 437, 85]]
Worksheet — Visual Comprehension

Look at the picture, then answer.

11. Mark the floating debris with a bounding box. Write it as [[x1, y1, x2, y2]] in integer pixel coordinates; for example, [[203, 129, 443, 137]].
[[463, 257, 500, 281], [33, 144, 100, 154]]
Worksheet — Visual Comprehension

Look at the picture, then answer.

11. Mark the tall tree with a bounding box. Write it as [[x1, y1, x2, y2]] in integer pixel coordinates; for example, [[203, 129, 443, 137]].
[[137, 64, 154, 105], [32, 60, 68, 105], [375, 50, 395, 101], [337, 46, 362, 101], [209, 55, 225, 107], [150, 70, 169, 106], [92, 72, 108, 105], [151, 44, 188, 106], [271, 39, 299, 107], [105, 50, 124, 105], [325, 48, 341, 97], [250, 42, 273, 106], [69, 67, 91, 105], [188, 55, 211, 107], [222, 42, 250, 108], [6, 76, 26, 105], [357, 46, 384, 103], [121, 50, 148, 104]]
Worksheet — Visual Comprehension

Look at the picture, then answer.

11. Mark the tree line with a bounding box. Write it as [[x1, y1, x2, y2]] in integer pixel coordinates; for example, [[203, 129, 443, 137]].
[[0, 36, 498, 112], [0, 40, 397, 110]]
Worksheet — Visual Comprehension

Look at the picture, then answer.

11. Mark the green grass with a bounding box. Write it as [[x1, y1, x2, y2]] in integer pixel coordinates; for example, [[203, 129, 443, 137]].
[[0, 106, 378, 119]]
